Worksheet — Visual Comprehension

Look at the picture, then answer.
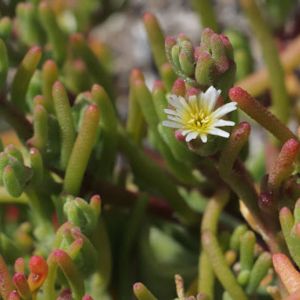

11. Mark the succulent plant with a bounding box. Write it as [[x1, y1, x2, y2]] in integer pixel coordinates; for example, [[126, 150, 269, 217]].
[[0, 0, 300, 299]]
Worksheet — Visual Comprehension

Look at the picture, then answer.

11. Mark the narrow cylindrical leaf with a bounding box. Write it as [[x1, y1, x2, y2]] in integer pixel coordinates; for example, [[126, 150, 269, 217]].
[[11, 47, 42, 111], [5, 145, 23, 163], [51, 250, 84, 299], [171, 78, 186, 96], [237, 270, 250, 286], [239, 231, 255, 271], [160, 63, 176, 90], [199, 190, 229, 298], [179, 50, 194, 76], [42, 60, 58, 112], [240, 0, 289, 122], [8, 290, 20, 300], [28, 255, 48, 292], [219, 122, 251, 176], [64, 105, 100, 195], [0, 39, 8, 89], [29, 102, 48, 151], [82, 295, 94, 300], [70, 33, 114, 100], [134, 79, 160, 130], [64, 59, 92, 94], [0, 17, 12, 40], [90, 195, 101, 216], [210, 33, 230, 73], [16, 3, 44, 45], [191, 0, 218, 31], [202, 230, 247, 300], [279, 207, 294, 237], [38, 2, 66, 64], [14, 258, 25, 274], [268, 139, 300, 190], [273, 253, 300, 294], [91, 84, 117, 180], [133, 282, 157, 300], [0, 255, 14, 299], [3, 165, 23, 197], [13, 273, 31, 299], [52, 81, 76, 169], [294, 199, 300, 223], [0, 234, 22, 264], [195, 51, 215, 87], [246, 252, 272, 294], [151, 80, 167, 122], [229, 87, 296, 142], [279, 206, 300, 268], [29, 148, 44, 186], [126, 69, 145, 144], [66, 238, 84, 259], [143, 13, 166, 69]]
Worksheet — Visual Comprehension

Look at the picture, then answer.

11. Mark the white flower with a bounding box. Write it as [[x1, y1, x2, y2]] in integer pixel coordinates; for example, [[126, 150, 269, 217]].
[[162, 86, 237, 143]]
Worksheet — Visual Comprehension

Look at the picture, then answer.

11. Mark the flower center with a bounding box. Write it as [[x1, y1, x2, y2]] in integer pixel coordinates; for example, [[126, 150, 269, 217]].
[[186, 110, 211, 131]]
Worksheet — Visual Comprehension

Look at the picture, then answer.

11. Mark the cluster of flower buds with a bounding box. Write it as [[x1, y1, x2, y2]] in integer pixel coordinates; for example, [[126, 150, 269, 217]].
[[165, 28, 236, 93]]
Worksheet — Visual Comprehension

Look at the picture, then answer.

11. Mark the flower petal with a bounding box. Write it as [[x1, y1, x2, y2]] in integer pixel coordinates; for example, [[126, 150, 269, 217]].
[[188, 95, 198, 111], [167, 115, 183, 122], [213, 119, 235, 127], [211, 102, 237, 119], [164, 108, 179, 116], [162, 120, 182, 129], [186, 131, 198, 142], [208, 127, 230, 138], [200, 134, 208, 143], [167, 94, 183, 109], [202, 86, 221, 112], [182, 129, 192, 136]]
